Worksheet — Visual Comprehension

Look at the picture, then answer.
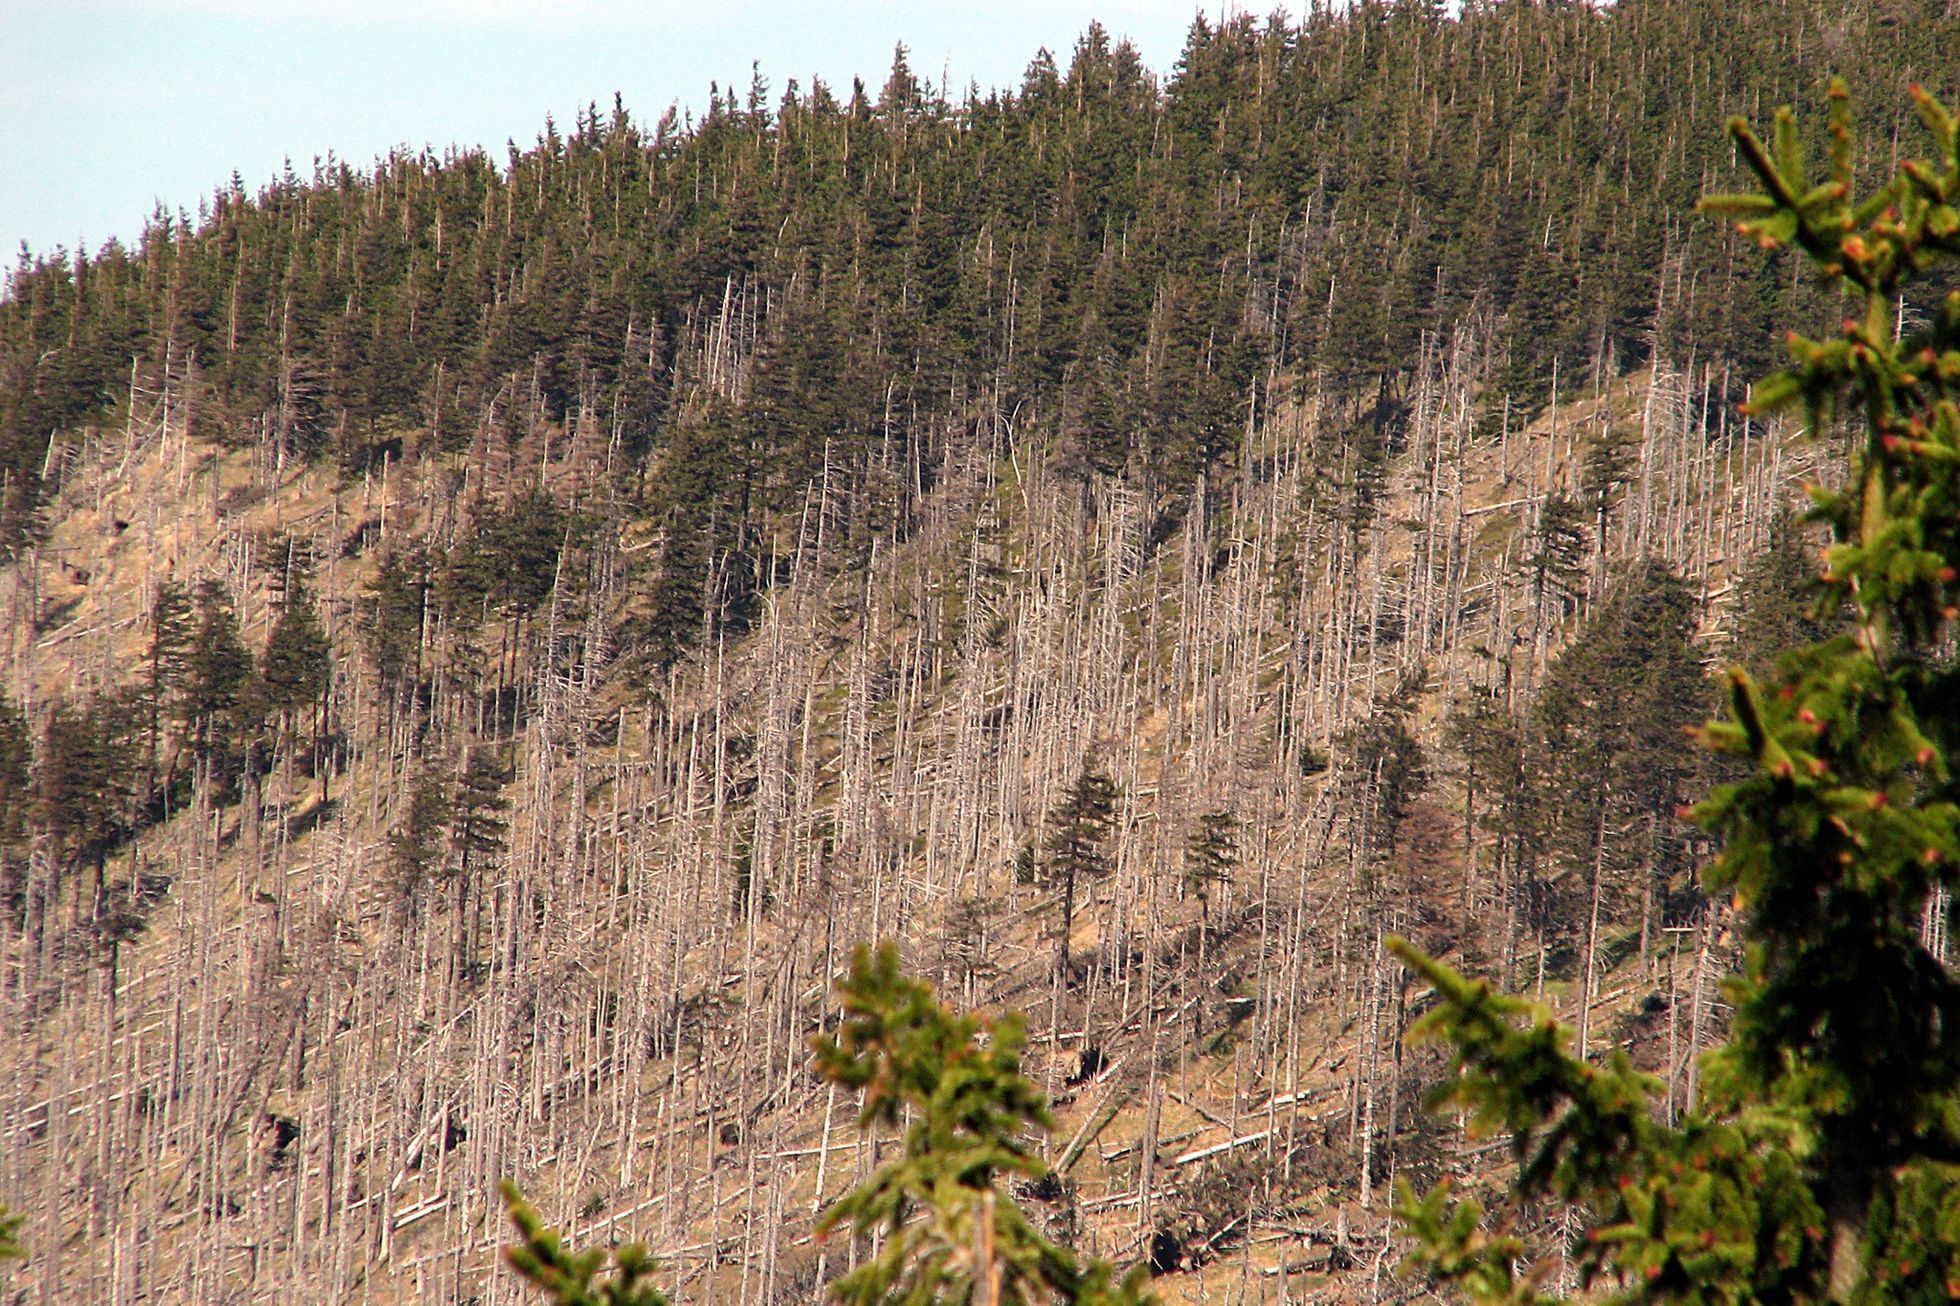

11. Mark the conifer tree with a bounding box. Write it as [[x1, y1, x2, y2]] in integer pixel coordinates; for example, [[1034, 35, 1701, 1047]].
[[1395, 80, 1960, 1303], [485, 490, 568, 619], [368, 546, 429, 700], [0, 690, 29, 849], [1044, 760, 1119, 974], [1182, 808, 1239, 924], [1528, 493, 1590, 628], [809, 944, 1153, 1305], [388, 763, 452, 901], [0, 1204, 19, 1272], [500, 1182, 670, 1306], [180, 580, 255, 764], [1448, 687, 1530, 965], [257, 573, 331, 742], [452, 745, 511, 876], [36, 695, 138, 913], [1526, 560, 1709, 980], [144, 580, 194, 805], [1729, 508, 1831, 680], [1351, 705, 1428, 859]]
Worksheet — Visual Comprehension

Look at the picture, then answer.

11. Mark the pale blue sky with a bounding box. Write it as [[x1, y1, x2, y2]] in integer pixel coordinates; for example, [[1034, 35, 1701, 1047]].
[[0, 0, 1234, 268]]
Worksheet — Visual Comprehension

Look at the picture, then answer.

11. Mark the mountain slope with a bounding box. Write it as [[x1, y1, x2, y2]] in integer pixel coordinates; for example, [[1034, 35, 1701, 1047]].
[[0, 4, 1948, 1303]]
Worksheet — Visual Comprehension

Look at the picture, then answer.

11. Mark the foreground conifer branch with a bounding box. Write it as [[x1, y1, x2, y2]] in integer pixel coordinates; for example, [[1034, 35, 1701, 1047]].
[[501, 1181, 671, 1306], [505, 942, 1152, 1305], [1393, 79, 1960, 1302]]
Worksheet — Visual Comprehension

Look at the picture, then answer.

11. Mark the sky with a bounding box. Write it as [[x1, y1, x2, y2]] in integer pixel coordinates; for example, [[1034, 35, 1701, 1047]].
[[0, 0, 1235, 268]]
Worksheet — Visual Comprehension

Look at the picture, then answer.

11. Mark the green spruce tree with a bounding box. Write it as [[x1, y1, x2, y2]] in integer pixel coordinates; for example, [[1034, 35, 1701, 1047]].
[[501, 1182, 670, 1306], [257, 573, 331, 746], [1729, 507, 1832, 680], [1182, 808, 1239, 924], [1044, 759, 1119, 975], [809, 944, 1154, 1305], [36, 695, 138, 918], [180, 580, 255, 768], [0, 690, 30, 850], [143, 580, 194, 808], [388, 762, 453, 902], [0, 1203, 20, 1274], [368, 546, 429, 702], [452, 745, 512, 876]]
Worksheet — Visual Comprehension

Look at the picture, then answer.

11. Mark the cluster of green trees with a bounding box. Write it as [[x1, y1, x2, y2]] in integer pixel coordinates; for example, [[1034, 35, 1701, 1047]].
[[0, 561, 330, 932], [363, 488, 578, 729], [5, 0, 1953, 556], [387, 745, 512, 904], [1448, 559, 1713, 996]]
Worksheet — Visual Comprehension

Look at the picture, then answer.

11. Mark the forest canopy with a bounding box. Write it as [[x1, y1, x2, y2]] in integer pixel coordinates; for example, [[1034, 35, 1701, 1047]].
[[3, 0, 1955, 552]]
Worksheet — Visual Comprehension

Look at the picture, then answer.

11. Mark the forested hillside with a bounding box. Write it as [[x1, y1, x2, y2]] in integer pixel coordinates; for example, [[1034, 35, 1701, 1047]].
[[2, 2, 1957, 1301]]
